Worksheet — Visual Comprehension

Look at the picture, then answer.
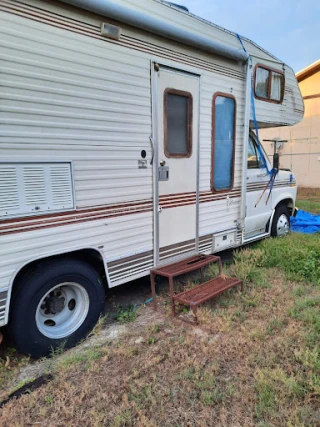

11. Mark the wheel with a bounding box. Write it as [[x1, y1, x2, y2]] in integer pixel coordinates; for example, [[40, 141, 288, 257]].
[[8, 259, 105, 358], [271, 204, 290, 237]]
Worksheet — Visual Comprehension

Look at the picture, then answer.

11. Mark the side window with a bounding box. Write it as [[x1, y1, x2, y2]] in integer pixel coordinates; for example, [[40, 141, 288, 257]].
[[247, 138, 260, 169], [254, 65, 284, 103], [164, 89, 192, 158], [211, 93, 236, 192]]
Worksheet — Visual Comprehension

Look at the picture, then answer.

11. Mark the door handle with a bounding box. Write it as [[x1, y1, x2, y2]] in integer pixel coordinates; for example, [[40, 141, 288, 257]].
[[149, 135, 154, 165], [257, 172, 267, 177]]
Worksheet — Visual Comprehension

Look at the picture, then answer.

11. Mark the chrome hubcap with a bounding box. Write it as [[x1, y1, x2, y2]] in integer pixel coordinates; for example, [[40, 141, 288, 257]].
[[36, 282, 89, 339], [276, 214, 290, 237]]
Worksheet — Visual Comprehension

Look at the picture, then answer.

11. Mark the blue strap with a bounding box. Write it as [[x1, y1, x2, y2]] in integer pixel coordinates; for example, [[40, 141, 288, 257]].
[[236, 33, 247, 53], [250, 87, 272, 176], [236, 33, 279, 207], [237, 33, 276, 178]]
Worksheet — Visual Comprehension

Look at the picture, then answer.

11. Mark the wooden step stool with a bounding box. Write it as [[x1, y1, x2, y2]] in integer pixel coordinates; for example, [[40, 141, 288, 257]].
[[150, 254, 243, 322]]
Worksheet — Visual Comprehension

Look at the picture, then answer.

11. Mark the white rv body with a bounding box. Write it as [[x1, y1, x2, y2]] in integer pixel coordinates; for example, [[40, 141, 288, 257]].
[[0, 0, 303, 343]]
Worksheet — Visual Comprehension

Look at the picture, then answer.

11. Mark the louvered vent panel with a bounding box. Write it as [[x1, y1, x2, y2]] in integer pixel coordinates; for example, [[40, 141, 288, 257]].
[[0, 167, 20, 215], [50, 165, 73, 207], [23, 167, 46, 205], [0, 163, 74, 219]]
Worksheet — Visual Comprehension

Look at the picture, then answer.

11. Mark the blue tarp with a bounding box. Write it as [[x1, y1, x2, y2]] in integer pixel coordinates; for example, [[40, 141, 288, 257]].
[[291, 210, 320, 234]]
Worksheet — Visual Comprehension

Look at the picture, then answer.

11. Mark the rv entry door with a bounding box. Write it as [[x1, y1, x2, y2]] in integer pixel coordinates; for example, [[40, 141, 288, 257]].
[[154, 65, 199, 264]]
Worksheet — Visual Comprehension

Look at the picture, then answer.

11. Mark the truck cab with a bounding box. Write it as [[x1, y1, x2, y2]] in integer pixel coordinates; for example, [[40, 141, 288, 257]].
[[245, 131, 297, 241]]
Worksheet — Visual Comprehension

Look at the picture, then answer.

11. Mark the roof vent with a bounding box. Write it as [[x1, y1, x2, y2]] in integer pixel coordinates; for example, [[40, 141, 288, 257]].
[[166, 2, 189, 12]]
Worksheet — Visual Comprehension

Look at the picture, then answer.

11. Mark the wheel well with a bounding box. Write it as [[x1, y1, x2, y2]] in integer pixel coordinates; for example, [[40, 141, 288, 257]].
[[11, 249, 108, 299], [265, 198, 294, 232], [276, 198, 294, 216]]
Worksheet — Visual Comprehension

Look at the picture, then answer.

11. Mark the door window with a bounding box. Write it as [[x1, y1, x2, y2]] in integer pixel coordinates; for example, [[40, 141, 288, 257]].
[[164, 89, 192, 158], [247, 138, 260, 169], [211, 93, 236, 191]]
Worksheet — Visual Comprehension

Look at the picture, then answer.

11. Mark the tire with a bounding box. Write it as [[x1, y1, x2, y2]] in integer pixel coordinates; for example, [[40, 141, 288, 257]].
[[271, 204, 290, 237], [8, 259, 105, 358]]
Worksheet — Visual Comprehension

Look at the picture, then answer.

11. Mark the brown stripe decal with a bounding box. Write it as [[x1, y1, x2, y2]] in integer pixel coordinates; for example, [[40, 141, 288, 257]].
[[107, 250, 154, 282], [0, 179, 294, 236], [159, 239, 196, 260], [0, 200, 153, 236]]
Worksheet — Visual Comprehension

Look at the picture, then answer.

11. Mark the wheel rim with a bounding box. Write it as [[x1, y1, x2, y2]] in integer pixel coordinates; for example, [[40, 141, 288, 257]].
[[35, 282, 90, 339], [276, 213, 290, 237]]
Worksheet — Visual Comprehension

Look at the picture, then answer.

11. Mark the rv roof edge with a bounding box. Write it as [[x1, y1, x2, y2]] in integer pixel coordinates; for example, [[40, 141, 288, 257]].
[[62, 0, 249, 62]]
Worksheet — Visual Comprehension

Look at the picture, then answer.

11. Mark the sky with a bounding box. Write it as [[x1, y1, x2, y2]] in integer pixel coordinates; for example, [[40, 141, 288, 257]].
[[181, 0, 319, 72]]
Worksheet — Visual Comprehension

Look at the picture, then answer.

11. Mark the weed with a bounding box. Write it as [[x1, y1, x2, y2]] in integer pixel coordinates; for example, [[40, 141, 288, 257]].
[[200, 387, 223, 405], [293, 287, 306, 297], [232, 309, 247, 322], [241, 293, 260, 310], [49, 341, 67, 358], [148, 337, 155, 345], [44, 395, 53, 404], [90, 314, 108, 336], [266, 319, 284, 335], [115, 305, 137, 323], [231, 248, 265, 283], [148, 324, 161, 334], [295, 347, 320, 373], [111, 410, 133, 427]]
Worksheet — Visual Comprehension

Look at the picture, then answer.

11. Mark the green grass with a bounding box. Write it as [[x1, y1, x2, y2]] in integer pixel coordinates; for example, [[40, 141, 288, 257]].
[[296, 187, 320, 214], [257, 234, 320, 284], [296, 199, 320, 214]]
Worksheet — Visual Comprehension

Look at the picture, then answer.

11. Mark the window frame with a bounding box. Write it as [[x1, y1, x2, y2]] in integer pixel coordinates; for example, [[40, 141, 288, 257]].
[[211, 92, 237, 193], [254, 64, 285, 104], [163, 88, 193, 159]]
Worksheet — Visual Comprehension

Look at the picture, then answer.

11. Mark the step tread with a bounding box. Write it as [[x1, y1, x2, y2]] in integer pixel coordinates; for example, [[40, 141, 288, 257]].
[[151, 254, 220, 278], [173, 276, 242, 305]]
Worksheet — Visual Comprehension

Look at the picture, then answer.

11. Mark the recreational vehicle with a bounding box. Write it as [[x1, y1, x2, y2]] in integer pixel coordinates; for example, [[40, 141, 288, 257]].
[[0, 0, 304, 357]]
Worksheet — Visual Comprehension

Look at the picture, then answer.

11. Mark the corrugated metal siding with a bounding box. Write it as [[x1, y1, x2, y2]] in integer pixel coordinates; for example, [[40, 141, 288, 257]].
[[0, 6, 154, 301], [0, 9, 152, 209]]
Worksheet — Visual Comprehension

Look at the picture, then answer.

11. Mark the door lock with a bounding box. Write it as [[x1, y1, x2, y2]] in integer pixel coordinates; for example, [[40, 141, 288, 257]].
[[159, 160, 166, 167]]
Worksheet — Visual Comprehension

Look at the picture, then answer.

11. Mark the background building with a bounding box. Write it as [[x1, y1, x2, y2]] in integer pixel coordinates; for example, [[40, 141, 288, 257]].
[[260, 60, 320, 188]]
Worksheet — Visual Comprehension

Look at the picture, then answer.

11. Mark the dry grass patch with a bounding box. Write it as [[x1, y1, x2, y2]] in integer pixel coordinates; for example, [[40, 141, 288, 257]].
[[1, 234, 320, 426]]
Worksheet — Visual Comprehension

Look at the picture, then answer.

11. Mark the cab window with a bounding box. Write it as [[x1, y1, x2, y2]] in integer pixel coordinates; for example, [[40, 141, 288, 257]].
[[247, 138, 260, 169]]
